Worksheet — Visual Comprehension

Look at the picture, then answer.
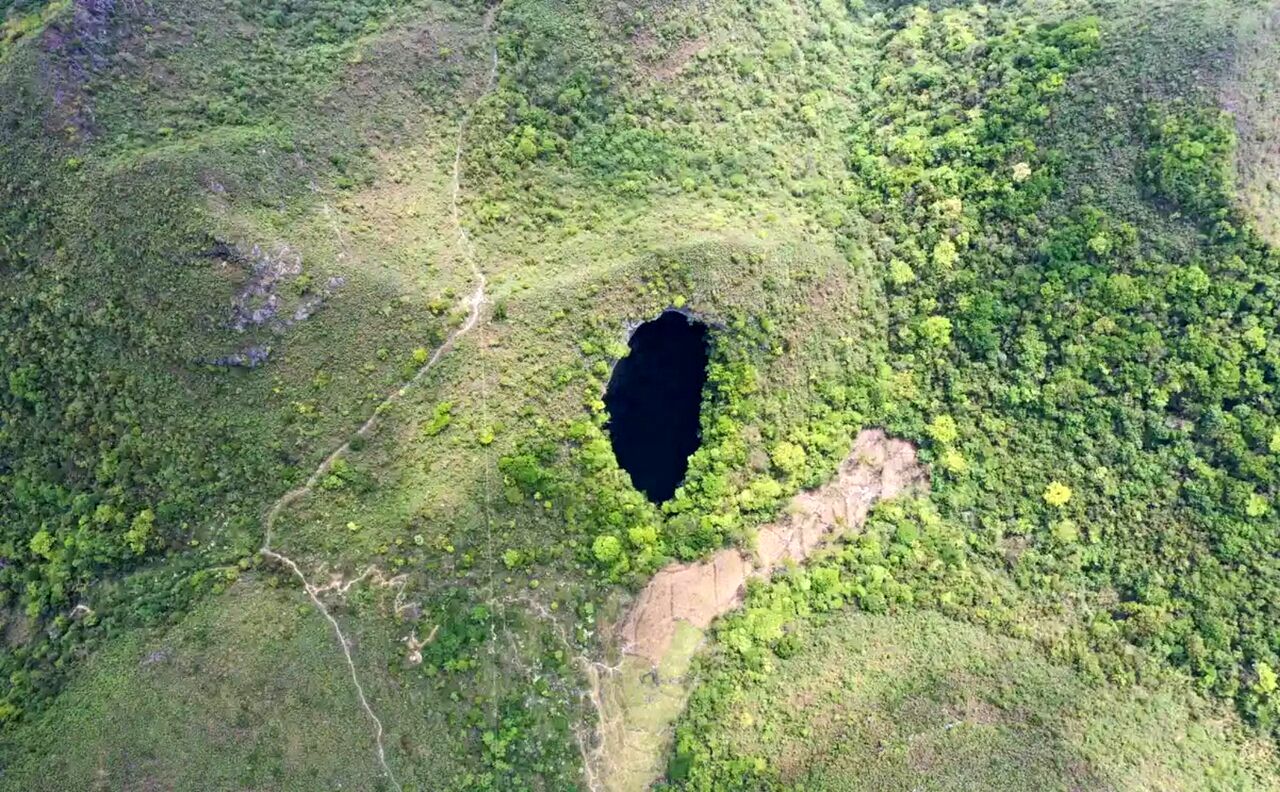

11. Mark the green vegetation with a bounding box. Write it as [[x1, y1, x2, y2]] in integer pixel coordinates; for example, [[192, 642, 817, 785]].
[[3, 579, 408, 789], [666, 0, 1280, 785], [0, 0, 485, 729], [2, 0, 1280, 788], [671, 606, 1277, 790]]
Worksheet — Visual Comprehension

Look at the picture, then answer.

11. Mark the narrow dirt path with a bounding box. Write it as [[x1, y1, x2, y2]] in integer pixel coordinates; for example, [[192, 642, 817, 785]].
[[257, 6, 504, 790]]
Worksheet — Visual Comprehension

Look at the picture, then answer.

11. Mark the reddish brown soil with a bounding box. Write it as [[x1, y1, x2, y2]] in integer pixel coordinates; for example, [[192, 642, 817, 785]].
[[618, 428, 926, 666]]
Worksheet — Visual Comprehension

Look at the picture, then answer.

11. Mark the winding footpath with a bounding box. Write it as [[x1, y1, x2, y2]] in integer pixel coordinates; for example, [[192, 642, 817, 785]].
[[257, 8, 503, 790]]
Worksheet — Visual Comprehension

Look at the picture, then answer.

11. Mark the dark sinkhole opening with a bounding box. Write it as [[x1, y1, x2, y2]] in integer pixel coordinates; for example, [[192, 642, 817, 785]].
[[604, 310, 710, 504]]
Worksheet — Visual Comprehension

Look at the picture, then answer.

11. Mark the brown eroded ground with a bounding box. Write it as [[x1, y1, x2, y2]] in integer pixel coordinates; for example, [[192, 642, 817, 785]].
[[618, 428, 925, 666], [594, 428, 927, 790]]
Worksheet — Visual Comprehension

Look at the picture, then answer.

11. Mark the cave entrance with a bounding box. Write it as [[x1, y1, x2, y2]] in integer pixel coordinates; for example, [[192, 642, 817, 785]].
[[604, 310, 709, 504]]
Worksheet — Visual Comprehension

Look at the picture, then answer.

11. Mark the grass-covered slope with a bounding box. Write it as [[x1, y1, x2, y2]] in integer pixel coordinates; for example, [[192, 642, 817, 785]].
[[4, 0, 893, 785], [1226, 5, 1280, 244], [0, 0, 494, 718], [2, 579, 406, 789], [673, 608, 1277, 790], [1, 0, 1280, 789]]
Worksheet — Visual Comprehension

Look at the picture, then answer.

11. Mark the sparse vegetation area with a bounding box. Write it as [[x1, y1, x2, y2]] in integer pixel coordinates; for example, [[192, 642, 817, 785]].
[[2, 0, 1280, 789], [672, 606, 1277, 790]]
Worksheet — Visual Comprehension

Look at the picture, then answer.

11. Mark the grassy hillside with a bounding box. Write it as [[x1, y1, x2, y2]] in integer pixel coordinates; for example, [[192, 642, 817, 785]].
[[1, 0, 1279, 789], [1226, 5, 1280, 244], [0, 0, 495, 711], [3, 0, 890, 786], [672, 608, 1277, 790], [2, 579, 405, 789], [669, 0, 1280, 786]]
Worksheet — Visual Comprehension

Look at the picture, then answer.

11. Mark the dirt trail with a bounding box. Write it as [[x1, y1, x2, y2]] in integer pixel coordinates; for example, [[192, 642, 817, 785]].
[[594, 428, 927, 791], [256, 7, 503, 791]]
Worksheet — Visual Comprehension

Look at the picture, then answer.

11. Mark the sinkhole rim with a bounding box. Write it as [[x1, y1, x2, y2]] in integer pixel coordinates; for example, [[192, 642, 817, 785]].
[[603, 309, 711, 504]]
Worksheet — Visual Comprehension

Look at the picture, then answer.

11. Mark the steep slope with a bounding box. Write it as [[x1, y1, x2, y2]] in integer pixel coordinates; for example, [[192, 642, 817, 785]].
[[2, 0, 1279, 789], [1226, 5, 1280, 244]]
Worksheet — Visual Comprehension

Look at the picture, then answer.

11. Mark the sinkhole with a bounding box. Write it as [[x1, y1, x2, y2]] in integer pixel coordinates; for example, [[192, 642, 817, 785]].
[[604, 310, 710, 504]]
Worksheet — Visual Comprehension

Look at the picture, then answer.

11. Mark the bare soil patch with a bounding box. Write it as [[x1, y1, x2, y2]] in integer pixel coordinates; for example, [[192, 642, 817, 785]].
[[618, 428, 925, 666], [595, 428, 926, 790]]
